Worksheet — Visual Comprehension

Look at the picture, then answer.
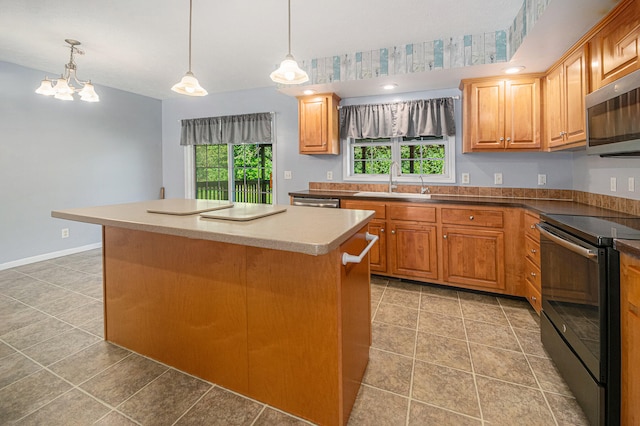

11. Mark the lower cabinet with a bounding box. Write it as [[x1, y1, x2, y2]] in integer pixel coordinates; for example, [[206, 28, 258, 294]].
[[620, 251, 640, 425], [342, 199, 523, 297], [389, 222, 438, 280], [442, 226, 505, 291]]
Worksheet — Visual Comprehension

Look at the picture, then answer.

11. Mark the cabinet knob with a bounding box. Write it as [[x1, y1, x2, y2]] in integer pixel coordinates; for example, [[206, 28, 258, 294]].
[[443, 235, 448, 239], [530, 272, 537, 277], [506, 137, 511, 142], [530, 224, 536, 229], [500, 137, 505, 142], [391, 230, 395, 234], [469, 215, 474, 220], [531, 249, 537, 253], [381, 228, 385, 233], [531, 296, 537, 302]]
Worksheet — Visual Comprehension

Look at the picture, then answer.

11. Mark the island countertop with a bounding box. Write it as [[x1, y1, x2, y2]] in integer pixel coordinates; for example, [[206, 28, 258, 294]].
[[52, 199, 375, 256]]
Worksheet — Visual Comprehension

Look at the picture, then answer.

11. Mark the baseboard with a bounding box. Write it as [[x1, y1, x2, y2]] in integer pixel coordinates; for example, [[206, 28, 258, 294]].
[[0, 243, 103, 271]]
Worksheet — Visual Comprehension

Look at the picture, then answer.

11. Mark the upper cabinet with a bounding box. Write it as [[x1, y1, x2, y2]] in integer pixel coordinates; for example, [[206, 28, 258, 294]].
[[544, 46, 588, 150], [461, 75, 542, 153], [590, 0, 640, 91], [297, 93, 341, 155]]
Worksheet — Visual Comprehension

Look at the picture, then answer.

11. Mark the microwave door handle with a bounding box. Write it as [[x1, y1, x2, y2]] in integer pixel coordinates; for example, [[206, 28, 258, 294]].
[[536, 224, 598, 259]]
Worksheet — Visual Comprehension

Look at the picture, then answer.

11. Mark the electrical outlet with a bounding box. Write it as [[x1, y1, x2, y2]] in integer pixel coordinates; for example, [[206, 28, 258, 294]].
[[629, 177, 635, 192], [610, 177, 617, 192], [326, 171, 333, 180], [461, 173, 470, 184], [61, 228, 69, 239], [537, 174, 547, 186], [284, 171, 292, 180], [494, 173, 503, 185]]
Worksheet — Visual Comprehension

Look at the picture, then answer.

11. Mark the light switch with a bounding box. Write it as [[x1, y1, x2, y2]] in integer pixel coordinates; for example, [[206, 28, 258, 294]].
[[284, 171, 292, 180], [494, 173, 503, 185]]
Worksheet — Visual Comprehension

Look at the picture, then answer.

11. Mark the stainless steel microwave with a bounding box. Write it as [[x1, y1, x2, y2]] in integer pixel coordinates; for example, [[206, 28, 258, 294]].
[[586, 69, 640, 156]]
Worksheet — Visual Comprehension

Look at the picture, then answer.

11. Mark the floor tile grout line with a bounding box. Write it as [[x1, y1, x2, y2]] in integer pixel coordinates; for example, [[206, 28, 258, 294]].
[[498, 301, 560, 426], [404, 285, 422, 426], [459, 291, 486, 424], [248, 404, 268, 426]]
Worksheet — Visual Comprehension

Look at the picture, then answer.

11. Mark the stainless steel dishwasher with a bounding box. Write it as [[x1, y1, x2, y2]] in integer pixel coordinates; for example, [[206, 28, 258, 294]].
[[292, 196, 340, 208]]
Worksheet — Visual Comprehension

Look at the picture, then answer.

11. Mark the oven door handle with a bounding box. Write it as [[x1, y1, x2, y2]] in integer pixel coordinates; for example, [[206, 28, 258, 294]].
[[536, 224, 598, 259]]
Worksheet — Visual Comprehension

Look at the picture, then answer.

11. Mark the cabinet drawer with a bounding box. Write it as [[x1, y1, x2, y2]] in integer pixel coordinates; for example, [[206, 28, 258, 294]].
[[524, 278, 542, 313], [342, 200, 386, 220], [388, 204, 436, 223], [441, 208, 504, 228], [525, 235, 541, 265], [525, 256, 541, 290], [524, 211, 540, 241]]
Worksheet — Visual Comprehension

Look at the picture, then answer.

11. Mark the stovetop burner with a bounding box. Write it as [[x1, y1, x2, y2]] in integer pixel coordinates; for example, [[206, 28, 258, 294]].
[[541, 214, 640, 246]]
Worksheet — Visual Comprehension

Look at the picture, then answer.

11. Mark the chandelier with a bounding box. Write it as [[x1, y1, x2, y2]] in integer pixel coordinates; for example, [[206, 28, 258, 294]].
[[35, 39, 100, 102]]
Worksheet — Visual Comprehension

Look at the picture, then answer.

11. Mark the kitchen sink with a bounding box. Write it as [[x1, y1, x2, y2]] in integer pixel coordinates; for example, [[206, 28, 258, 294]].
[[354, 191, 432, 199]]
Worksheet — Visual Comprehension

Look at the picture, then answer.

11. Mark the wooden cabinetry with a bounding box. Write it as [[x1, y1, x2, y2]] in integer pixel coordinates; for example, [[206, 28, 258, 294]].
[[388, 204, 438, 280], [523, 211, 542, 312], [297, 93, 341, 155], [441, 207, 506, 291], [545, 46, 588, 150], [341, 200, 387, 273], [590, 0, 640, 91], [620, 251, 640, 425], [461, 75, 542, 152]]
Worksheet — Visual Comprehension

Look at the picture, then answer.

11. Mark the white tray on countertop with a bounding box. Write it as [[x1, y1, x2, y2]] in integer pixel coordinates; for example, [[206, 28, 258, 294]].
[[200, 204, 287, 221], [146, 199, 234, 215]]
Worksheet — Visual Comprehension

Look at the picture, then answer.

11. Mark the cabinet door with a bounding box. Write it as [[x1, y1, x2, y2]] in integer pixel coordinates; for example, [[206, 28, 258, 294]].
[[367, 220, 387, 273], [591, 0, 640, 90], [620, 252, 640, 425], [563, 47, 588, 145], [545, 65, 566, 148], [505, 78, 541, 149], [299, 97, 329, 153], [442, 227, 505, 291], [389, 222, 438, 280], [467, 80, 505, 150]]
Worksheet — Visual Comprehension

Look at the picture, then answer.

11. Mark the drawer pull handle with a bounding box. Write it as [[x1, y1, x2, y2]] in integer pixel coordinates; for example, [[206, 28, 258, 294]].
[[469, 215, 474, 220], [630, 302, 639, 316], [342, 232, 379, 265]]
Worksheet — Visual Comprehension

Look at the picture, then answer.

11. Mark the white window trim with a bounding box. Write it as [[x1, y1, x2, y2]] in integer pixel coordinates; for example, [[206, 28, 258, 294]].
[[183, 114, 277, 203], [342, 136, 456, 184]]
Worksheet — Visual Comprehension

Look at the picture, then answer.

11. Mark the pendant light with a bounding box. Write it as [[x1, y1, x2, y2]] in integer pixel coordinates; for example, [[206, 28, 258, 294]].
[[270, 0, 309, 85], [172, 0, 208, 96]]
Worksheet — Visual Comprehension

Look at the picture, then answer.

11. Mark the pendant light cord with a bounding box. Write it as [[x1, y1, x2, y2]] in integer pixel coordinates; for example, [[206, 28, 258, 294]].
[[287, 0, 291, 55], [188, 0, 193, 72]]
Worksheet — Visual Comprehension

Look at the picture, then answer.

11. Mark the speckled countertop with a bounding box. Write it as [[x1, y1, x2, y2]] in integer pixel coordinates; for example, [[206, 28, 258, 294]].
[[52, 199, 374, 256]]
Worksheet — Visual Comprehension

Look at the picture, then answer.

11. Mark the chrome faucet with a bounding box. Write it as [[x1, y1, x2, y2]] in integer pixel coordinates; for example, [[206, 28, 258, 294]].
[[389, 161, 400, 192], [419, 175, 430, 194]]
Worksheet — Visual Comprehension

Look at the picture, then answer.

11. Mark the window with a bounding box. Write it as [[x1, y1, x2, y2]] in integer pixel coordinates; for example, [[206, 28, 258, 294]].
[[344, 135, 455, 183], [194, 142, 273, 204]]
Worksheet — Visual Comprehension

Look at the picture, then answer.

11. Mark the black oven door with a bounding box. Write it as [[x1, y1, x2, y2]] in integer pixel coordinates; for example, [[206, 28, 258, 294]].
[[537, 223, 607, 381]]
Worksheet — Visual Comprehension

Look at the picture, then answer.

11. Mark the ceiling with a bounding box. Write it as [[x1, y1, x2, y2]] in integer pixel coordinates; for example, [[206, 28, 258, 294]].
[[0, 0, 619, 100]]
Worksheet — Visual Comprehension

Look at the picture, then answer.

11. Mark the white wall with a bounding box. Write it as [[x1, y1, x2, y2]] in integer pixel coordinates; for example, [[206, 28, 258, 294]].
[[572, 151, 640, 200], [0, 61, 162, 266]]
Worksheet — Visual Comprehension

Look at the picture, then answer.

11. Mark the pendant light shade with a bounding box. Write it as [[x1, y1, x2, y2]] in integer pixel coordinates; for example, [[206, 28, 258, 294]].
[[270, 0, 308, 85], [172, 0, 208, 96]]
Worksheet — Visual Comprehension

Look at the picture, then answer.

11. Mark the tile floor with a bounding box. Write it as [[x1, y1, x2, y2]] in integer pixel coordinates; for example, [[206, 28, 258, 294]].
[[0, 249, 589, 425]]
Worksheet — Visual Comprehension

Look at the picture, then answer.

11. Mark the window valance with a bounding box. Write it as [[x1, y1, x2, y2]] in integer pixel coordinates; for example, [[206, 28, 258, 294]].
[[180, 112, 273, 145], [339, 98, 455, 139]]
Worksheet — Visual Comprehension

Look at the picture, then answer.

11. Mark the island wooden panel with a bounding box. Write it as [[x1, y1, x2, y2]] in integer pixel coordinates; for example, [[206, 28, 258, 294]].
[[245, 229, 370, 425], [103, 226, 249, 392], [620, 252, 640, 425]]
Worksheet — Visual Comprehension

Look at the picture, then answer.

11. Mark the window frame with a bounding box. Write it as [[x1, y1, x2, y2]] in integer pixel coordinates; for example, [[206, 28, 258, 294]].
[[342, 135, 456, 183]]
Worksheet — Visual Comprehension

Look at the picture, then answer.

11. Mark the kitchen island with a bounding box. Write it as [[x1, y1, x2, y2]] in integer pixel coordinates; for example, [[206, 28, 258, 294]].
[[52, 199, 375, 426]]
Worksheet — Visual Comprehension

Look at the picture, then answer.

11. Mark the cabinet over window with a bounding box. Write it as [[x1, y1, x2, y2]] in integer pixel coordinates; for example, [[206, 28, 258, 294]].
[[297, 93, 341, 155]]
